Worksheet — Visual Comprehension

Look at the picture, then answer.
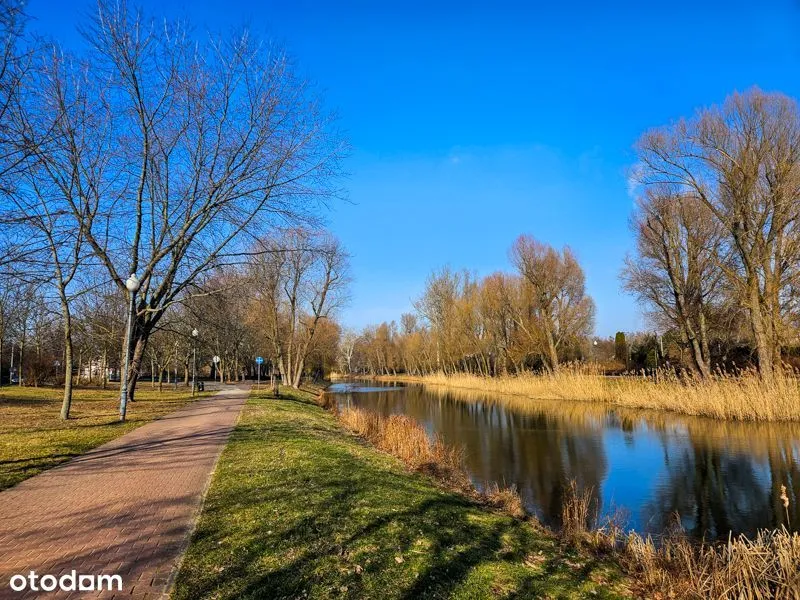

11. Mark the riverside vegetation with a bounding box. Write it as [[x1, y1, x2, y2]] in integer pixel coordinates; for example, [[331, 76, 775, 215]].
[[172, 387, 631, 599], [327, 394, 800, 599], [370, 367, 800, 422]]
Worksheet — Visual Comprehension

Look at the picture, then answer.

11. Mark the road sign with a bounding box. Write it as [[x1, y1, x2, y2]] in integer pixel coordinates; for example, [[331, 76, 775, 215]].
[[213, 355, 220, 364], [255, 357, 264, 390]]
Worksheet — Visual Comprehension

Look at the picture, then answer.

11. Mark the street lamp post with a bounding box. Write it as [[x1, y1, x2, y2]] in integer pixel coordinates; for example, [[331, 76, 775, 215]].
[[173, 340, 179, 390], [119, 273, 140, 422], [192, 328, 199, 396]]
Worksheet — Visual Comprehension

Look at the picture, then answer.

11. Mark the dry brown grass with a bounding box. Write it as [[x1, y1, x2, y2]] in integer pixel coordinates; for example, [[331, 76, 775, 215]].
[[484, 482, 526, 518], [337, 407, 467, 485], [560, 480, 800, 598], [379, 366, 800, 422], [336, 406, 526, 516], [624, 527, 800, 599], [561, 479, 596, 543]]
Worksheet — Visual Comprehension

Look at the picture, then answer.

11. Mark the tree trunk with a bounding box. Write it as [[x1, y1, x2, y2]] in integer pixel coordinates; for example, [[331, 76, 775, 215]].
[[697, 312, 712, 377], [545, 329, 559, 373], [126, 335, 148, 403], [271, 371, 279, 397], [102, 347, 108, 389], [60, 302, 74, 420], [687, 335, 711, 379], [747, 281, 775, 383], [18, 339, 23, 387], [292, 358, 304, 388]]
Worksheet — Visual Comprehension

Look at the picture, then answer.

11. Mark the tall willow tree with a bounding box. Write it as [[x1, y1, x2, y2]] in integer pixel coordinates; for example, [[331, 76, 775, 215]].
[[622, 188, 726, 378], [510, 235, 595, 372], [635, 89, 800, 381]]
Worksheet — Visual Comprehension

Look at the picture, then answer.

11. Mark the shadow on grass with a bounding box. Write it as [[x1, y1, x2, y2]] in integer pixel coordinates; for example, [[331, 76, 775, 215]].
[[173, 394, 622, 600]]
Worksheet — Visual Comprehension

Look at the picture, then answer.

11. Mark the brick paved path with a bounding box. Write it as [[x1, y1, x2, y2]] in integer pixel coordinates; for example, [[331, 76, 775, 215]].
[[0, 384, 249, 599]]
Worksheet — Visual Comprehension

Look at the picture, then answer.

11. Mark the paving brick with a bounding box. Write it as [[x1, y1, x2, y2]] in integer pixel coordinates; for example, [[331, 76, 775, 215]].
[[0, 386, 248, 600]]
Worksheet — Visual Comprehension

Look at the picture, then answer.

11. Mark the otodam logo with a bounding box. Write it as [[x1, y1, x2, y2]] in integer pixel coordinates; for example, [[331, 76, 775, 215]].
[[8, 570, 123, 593]]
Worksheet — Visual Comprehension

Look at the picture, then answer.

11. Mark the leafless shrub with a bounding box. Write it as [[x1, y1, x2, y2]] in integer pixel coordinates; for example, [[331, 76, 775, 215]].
[[485, 482, 525, 519], [561, 479, 596, 545]]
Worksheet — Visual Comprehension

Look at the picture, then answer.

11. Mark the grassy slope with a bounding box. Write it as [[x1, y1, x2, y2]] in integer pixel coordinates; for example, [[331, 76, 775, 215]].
[[0, 385, 205, 490], [172, 388, 630, 600]]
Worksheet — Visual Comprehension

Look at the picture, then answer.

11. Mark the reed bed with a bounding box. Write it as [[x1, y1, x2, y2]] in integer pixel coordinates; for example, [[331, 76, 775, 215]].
[[484, 482, 526, 518], [337, 406, 468, 487], [559, 482, 800, 599], [623, 528, 800, 599], [561, 479, 596, 544], [336, 406, 525, 515], [383, 367, 800, 422]]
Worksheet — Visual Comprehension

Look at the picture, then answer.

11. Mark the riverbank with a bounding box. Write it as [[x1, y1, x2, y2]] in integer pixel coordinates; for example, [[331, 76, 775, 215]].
[[370, 370, 800, 422], [329, 391, 800, 599], [171, 387, 631, 599], [0, 385, 208, 491]]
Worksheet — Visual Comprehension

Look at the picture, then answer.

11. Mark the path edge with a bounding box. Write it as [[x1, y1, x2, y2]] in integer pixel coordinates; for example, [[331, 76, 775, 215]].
[[159, 385, 251, 599]]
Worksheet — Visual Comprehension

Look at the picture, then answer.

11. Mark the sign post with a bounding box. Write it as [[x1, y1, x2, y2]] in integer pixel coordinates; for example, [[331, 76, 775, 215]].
[[255, 356, 264, 390], [213, 355, 221, 384]]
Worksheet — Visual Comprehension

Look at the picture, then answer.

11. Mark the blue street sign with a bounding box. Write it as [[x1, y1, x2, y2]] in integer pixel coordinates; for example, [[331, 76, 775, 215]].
[[255, 356, 264, 364]]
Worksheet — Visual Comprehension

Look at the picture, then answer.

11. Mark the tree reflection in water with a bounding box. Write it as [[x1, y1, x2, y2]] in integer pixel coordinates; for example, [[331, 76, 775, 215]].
[[331, 381, 800, 540]]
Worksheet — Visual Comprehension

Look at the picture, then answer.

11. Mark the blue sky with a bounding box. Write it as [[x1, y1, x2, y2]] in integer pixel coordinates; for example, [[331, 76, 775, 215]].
[[28, 1, 800, 336]]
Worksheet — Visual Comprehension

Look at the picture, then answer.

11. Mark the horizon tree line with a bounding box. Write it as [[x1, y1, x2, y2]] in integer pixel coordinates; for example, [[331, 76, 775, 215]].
[[342, 235, 595, 376], [345, 88, 800, 382]]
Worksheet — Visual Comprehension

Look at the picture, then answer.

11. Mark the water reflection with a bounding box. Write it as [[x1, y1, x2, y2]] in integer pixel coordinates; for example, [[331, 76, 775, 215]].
[[329, 381, 800, 540], [327, 382, 405, 394]]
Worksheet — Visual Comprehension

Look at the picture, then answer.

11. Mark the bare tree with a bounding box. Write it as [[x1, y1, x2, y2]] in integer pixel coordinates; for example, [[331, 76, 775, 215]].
[[19, 2, 345, 402], [75, 284, 125, 389], [413, 267, 463, 373], [2, 166, 87, 416], [635, 88, 800, 381], [249, 229, 349, 387], [248, 236, 289, 383], [337, 328, 358, 374], [184, 273, 253, 383], [0, 0, 28, 186], [478, 272, 516, 375], [510, 235, 595, 372], [622, 188, 726, 377]]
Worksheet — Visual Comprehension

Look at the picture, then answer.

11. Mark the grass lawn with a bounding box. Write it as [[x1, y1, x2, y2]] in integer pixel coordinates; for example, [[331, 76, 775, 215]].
[[172, 387, 631, 600], [0, 384, 206, 491]]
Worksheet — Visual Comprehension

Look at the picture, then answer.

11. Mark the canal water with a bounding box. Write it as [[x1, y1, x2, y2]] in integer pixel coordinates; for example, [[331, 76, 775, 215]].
[[327, 381, 800, 540]]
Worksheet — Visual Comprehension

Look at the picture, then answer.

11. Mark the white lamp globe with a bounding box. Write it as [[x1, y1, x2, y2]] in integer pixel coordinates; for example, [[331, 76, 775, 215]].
[[125, 273, 140, 293]]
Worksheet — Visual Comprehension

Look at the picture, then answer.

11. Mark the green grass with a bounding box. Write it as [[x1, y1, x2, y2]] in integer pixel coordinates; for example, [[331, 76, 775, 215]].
[[172, 387, 631, 599], [0, 384, 206, 491]]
